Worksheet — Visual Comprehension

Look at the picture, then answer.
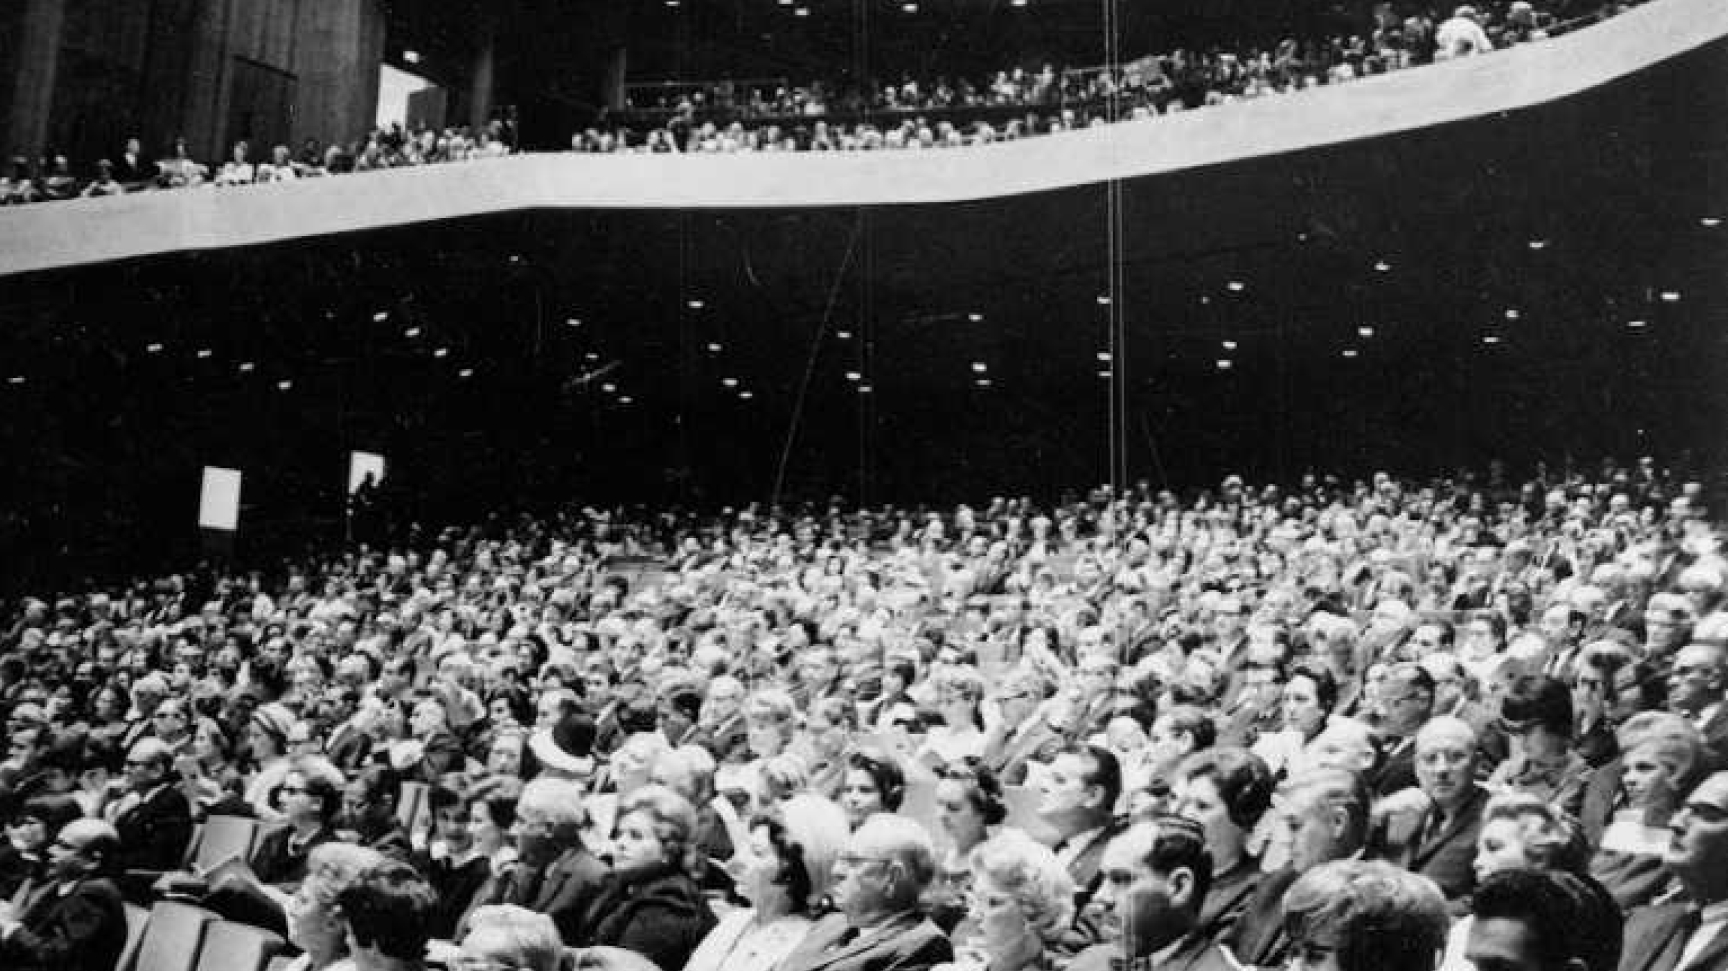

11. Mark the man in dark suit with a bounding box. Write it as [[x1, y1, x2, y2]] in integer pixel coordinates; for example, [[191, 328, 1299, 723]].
[[688, 675, 749, 765], [486, 777, 608, 945], [0, 818, 129, 971], [777, 814, 951, 971], [1071, 816, 1238, 971], [111, 137, 155, 189], [1229, 766, 1372, 967], [1036, 744, 1125, 917], [1369, 664, 1436, 797], [1619, 771, 1728, 971], [106, 738, 193, 873], [1371, 716, 1488, 903]]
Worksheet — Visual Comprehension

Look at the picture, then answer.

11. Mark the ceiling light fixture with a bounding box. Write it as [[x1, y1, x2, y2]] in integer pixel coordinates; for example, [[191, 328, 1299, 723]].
[[1096, 351, 1112, 362], [687, 299, 705, 310], [1216, 359, 1233, 370], [404, 327, 421, 338], [837, 330, 852, 339], [6, 376, 23, 385], [619, 395, 635, 404], [858, 385, 873, 394], [845, 371, 862, 382], [976, 379, 993, 388], [372, 311, 389, 322], [1627, 319, 1647, 329], [1342, 349, 1359, 358], [1483, 335, 1502, 345], [196, 348, 212, 359], [1096, 295, 1112, 305], [458, 368, 474, 378], [968, 313, 984, 323], [1527, 239, 1548, 250], [723, 377, 739, 388], [707, 343, 723, 353], [146, 343, 163, 353], [277, 379, 293, 390], [434, 347, 449, 358], [1097, 370, 1113, 378], [739, 391, 754, 399], [971, 362, 988, 373], [1226, 281, 1245, 292], [1703, 217, 1722, 228], [238, 362, 254, 372], [1374, 261, 1391, 272], [403, 50, 420, 64], [566, 318, 581, 328], [1221, 340, 1238, 350], [1358, 326, 1375, 338], [1660, 290, 1681, 302], [1504, 309, 1520, 320]]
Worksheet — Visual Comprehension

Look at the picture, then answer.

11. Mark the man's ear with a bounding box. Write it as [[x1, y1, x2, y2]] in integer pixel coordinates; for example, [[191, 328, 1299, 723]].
[[1166, 866, 1195, 909], [1329, 805, 1350, 841]]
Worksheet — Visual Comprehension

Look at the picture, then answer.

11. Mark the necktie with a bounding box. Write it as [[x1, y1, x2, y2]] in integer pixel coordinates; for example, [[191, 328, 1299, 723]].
[[1663, 906, 1702, 971], [826, 926, 861, 952]]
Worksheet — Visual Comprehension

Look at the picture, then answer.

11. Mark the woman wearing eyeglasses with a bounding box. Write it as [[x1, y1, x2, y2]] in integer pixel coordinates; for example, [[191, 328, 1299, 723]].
[[685, 794, 849, 971]]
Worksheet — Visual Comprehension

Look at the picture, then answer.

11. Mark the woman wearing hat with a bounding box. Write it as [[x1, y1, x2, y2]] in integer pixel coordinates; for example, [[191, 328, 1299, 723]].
[[244, 703, 298, 818]]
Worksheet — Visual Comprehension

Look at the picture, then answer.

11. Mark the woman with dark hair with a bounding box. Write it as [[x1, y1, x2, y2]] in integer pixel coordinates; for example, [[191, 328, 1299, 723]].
[[1486, 674, 1591, 817], [575, 785, 717, 971], [839, 748, 905, 830], [85, 683, 131, 752], [1251, 663, 1338, 778], [868, 658, 919, 731], [1172, 747, 1275, 942], [685, 794, 850, 971], [929, 760, 1009, 934]]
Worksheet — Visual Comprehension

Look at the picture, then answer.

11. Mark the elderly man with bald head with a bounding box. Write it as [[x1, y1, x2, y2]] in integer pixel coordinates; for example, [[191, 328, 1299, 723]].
[[1370, 715, 1490, 903]]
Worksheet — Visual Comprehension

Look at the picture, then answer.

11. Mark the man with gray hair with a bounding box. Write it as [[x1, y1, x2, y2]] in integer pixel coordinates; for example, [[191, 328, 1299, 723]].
[[778, 813, 952, 971], [1371, 714, 1489, 901], [473, 777, 607, 945]]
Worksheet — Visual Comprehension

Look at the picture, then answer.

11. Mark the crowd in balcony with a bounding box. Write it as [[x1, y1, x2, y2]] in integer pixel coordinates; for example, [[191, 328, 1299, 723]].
[[0, 121, 515, 207], [0, 453, 1725, 971], [573, 0, 1636, 154]]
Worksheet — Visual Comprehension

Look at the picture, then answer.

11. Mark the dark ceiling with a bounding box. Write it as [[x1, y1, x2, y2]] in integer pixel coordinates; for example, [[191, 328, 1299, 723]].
[[0, 30, 1723, 593]]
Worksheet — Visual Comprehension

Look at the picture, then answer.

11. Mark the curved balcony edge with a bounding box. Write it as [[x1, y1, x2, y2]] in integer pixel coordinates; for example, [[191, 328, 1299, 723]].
[[1, 0, 1724, 279]]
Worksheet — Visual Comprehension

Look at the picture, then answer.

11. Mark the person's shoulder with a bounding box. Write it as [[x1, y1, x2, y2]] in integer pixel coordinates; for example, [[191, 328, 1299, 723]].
[[1067, 943, 1115, 971]]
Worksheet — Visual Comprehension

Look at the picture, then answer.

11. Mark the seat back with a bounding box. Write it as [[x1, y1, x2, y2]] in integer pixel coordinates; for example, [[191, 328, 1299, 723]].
[[397, 779, 431, 832], [134, 901, 218, 971], [263, 958, 295, 971], [193, 815, 259, 872], [116, 902, 151, 971], [192, 921, 287, 971]]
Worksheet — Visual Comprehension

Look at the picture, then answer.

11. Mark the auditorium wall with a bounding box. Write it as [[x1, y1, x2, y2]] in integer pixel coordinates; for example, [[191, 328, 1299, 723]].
[[0, 0, 386, 167]]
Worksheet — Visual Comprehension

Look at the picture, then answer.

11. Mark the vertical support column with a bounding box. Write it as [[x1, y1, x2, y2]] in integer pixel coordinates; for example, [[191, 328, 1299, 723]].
[[469, 22, 495, 129], [0, 0, 67, 157]]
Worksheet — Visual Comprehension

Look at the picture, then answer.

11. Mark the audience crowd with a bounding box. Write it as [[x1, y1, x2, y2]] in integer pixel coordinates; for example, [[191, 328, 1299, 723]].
[[0, 455, 1726, 971], [0, 120, 515, 206], [578, 0, 1637, 154]]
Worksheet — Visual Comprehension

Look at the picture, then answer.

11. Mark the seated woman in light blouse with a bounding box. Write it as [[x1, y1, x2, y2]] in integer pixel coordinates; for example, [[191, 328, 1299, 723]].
[[684, 793, 850, 971], [915, 666, 990, 769]]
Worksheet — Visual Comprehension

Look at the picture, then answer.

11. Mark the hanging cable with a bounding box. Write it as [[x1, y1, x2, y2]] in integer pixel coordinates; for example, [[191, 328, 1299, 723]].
[[772, 213, 865, 508]]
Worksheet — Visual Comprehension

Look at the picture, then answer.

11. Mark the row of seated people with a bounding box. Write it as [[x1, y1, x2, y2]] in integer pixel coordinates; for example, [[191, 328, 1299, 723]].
[[0, 456, 1722, 971], [0, 122, 515, 205], [585, 0, 1631, 154]]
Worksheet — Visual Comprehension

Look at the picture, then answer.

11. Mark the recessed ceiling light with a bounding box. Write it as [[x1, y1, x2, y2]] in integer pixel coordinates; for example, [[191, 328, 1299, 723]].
[[238, 362, 254, 372], [1374, 261, 1391, 272], [1703, 217, 1722, 228], [739, 391, 754, 399], [1011, 0, 1027, 6], [1342, 349, 1359, 359], [687, 299, 704, 310], [836, 330, 852, 340], [901, 1, 917, 10], [601, 383, 616, 393], [1661, 290, 1681, 302], [1482, 335, 1502, 345], [975, 379, 992, 388], [1527, 239, 1548, 250], [404, 327, 421, 338], [1504, 309, 1520, 320], [196, 348, 213, 359], [1627, 319, 1647, 329], [707, 343, 722, 353], [146, 343, 163, 353], [968, 313, 984, 323], [1216, 359, 1233, 370], [1097, 370, 1113, 378], [566, 318, 581, 327], [1096, 295, 1112, 305], [1221, 340, 1238, 350], [971, 362, 988, 373], [1226, 281, 1245, 292], [858, 385, 873, 394], [722, 377, 739, 388], [585, 352, 600, 361], [458, 368, 474, 378], [845, 371, 862, 382], [277, 379, 293, 390], [434, 347, 449, 358], [6, 376, 23, 385], [372, 311, 389, 322], [619, 395, 634, 404], [794, 6, 809, 15], [1096, 351, 1112, 362], [1358, 326, 1375, 338], [403, 50, 420, 64]]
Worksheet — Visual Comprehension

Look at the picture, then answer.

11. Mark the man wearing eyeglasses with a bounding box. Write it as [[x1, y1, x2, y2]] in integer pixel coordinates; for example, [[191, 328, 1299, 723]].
[[1667, 643, 1728, 769], [103, 737, 193, 873], [778, 814, 951, 971], [0, 818, 128, 971]]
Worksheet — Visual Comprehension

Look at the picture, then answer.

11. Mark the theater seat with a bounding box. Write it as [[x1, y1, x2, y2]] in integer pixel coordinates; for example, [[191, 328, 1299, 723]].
[[397, 780, 430, 831], [134, 901, 218, 971], [191, 815, 261, 872], [191, 921, 287, 971], [264, 959, 295, 971], [116, 902, 151, 971]]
